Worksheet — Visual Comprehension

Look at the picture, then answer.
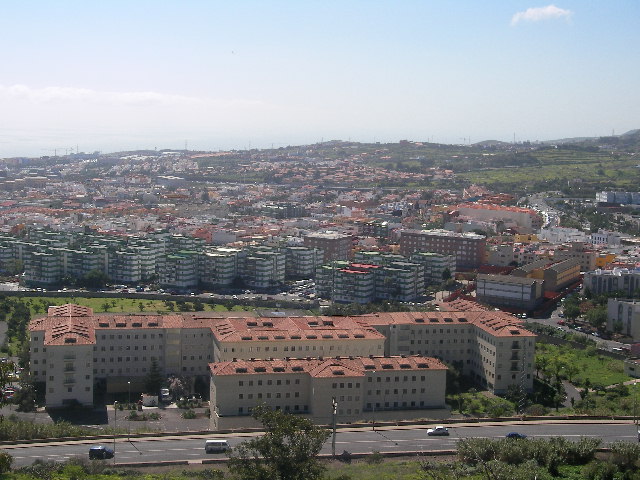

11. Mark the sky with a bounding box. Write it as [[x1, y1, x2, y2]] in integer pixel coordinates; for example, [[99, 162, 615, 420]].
[[1, 1, 639, 157]]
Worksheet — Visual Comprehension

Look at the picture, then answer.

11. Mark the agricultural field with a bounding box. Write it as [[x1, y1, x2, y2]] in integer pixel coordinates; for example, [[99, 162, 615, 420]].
[[457, 148, 640, 194]]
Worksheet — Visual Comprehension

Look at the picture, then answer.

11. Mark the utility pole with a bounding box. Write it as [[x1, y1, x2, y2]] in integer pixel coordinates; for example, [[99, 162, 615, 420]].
[[113, 401, 118, 464], [331, 397, 337, 458]]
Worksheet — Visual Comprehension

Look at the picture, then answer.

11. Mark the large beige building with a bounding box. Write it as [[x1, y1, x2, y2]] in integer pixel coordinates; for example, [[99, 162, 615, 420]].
[[210, 355, 447, 429], [29, 304, 535, 421]]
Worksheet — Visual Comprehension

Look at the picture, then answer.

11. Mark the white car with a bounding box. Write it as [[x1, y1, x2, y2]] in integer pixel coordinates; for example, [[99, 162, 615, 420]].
[[427, 426, 449, 436]]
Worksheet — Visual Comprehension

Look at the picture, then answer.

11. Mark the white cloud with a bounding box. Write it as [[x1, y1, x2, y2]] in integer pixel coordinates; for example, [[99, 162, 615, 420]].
[[511, 5, 573, 26]]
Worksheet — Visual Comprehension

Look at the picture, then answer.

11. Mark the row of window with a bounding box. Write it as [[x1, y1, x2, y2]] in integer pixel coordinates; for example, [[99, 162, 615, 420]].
[[238, 379, 301, 386]]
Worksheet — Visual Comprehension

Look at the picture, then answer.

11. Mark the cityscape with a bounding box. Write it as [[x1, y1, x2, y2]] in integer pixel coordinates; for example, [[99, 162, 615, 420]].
[[2, 0, 640, 479]]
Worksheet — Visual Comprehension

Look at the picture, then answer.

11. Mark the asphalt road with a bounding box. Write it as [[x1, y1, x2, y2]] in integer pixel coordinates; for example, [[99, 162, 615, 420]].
[[5, 421, 640, 467]]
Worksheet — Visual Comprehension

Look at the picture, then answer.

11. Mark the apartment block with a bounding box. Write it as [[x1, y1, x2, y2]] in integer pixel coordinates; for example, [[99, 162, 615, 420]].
[[199, 248, 241, 288], [316, 261, 424, 303], [453, 204, 543, 233], [399, 229, 486, 269], [553, 242, 598, 272], [583, 268, 640, 296], [284, 246, 323, 279], [238, 246, 286, 289], [158, 251, 199, 290], [409, 252, 457, 285], [303, 232, 352, 263], [607, 298, 640, 341]]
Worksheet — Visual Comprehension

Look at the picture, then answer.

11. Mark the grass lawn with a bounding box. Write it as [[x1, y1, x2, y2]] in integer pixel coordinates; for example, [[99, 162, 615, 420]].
[[536, 343, 630, 386], [324, 459, 424, 480], [17, 296, 255, 315]]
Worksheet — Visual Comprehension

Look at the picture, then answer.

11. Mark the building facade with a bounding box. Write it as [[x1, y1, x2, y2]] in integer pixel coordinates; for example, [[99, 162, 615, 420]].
[[399, 229, 486, 269]]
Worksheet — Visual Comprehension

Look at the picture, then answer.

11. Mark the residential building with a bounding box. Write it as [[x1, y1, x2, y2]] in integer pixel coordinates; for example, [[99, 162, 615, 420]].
[[452, 204, 543, 233], [553, 242, 598, 272], [303, 232, 352, 263], [399, 229, 486, 269], [607, 298, 640, 341], [238, 246, 286, 289], [199, 248, 241, 288], [409, 252, 457, 285], [583, 268, 640, 296], [284, 246, 323, 279]]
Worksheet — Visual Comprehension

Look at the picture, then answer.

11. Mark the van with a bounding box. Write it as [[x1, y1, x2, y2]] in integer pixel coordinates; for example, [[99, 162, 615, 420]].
[[205, 439, 230, 453]]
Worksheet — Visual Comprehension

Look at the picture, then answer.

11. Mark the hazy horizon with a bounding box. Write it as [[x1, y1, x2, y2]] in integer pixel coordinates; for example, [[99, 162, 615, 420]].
[[2, 1, 638, 158]]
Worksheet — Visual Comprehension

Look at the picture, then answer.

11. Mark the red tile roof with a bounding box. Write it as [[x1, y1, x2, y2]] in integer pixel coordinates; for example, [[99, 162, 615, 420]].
[[209, 355, 447, 377]]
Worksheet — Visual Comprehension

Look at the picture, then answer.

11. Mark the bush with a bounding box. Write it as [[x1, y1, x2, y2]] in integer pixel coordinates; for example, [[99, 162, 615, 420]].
[[610, 441, 640, 470], [582, 460, 619, 480], [0, 451, 12, 473], [182, 409, 197, 419], [366, 451, 384, 464], [182, 468, 225, 479]]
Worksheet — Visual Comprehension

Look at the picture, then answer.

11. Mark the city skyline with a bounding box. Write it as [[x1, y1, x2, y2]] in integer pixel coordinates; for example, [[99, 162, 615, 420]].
[[1, 1, 638, 157]]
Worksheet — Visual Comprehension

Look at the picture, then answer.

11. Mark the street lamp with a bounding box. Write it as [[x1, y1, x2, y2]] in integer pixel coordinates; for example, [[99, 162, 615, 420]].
[[331, 397, 337, 458], [127, 381, 132, 442]]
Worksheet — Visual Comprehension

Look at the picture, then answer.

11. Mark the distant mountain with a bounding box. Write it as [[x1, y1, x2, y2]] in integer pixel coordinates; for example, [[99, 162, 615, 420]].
[[472, 140, 511, 147]]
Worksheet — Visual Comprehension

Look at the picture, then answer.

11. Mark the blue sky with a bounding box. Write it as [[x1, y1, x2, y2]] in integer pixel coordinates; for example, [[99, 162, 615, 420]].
[[1, 1, 638, 156]]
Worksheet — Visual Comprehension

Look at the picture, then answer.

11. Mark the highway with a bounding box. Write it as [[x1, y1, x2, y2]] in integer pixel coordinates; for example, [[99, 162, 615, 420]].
[[5, 421, 639, 467]]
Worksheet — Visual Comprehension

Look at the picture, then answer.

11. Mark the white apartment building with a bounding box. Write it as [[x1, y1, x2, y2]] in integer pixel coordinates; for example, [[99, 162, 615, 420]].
[[409, 252, 457, 285], [607, 298, 640, 341], [199, 248, 241, 288], [583, 268, 640, 297]]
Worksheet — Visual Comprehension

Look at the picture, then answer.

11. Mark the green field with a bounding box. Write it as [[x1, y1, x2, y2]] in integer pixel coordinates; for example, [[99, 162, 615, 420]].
[[15, 296, 254, 316], [458, 148, 640, 194], [536, 343, 630, 387]]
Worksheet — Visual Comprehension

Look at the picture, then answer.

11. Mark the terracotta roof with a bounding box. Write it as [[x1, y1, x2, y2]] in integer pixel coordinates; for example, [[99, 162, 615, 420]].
[[209, 355, 447, 377], [210, 315, 384, 342], [30, 305, 533, 344], [356, 311, 535, 338]]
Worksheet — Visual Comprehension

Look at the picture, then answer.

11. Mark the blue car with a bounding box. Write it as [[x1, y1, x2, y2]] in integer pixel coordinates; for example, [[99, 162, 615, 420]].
[[89, 446, 114, 459], [505, 432, 527, 439]]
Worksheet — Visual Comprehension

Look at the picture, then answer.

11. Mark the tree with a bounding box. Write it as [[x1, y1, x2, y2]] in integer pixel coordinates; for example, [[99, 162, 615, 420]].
[[78, 269, 110, 289], [441, 268, 452, 282], [586, 306, 607, 330], [144, 360, 164, 396], [563, 303, 580, 322], [228, 404, 330, 480]]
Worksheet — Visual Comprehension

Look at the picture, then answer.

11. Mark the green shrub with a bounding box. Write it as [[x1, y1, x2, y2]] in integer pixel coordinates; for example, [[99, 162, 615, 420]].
[[582, 460, 618, 480], [0, 451, 12, 474], [182, 409, 197, 419], [366, 451, 384, 464]]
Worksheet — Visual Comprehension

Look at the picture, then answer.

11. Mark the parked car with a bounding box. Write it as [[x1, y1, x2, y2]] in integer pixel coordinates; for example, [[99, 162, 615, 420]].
[[427, 426, 449, 436], [505, 432, 527, 439], [89, 446, 114, 459]]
